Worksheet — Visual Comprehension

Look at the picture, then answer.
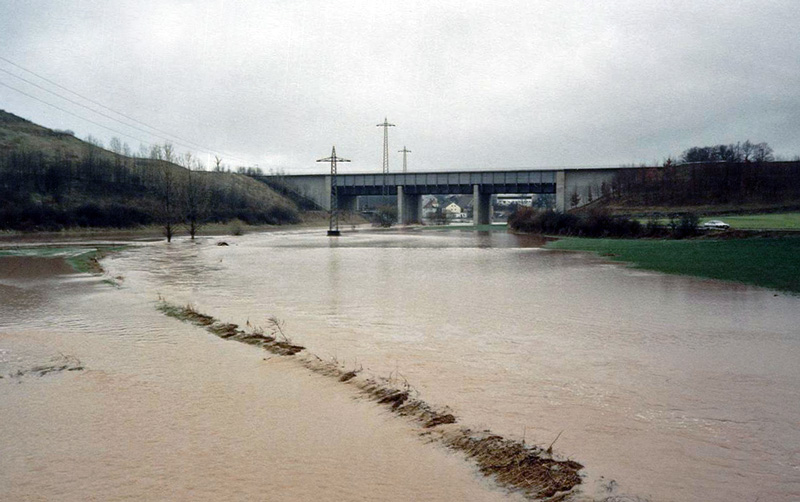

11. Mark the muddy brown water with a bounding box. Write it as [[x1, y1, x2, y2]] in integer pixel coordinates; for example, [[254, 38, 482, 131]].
[[2, 229, 799, 501]]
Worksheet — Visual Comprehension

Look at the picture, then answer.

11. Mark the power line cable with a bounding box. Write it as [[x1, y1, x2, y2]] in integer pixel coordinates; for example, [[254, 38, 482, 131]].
[[1, 69, 175, 143], [1, 79, 165, 149], [0, 56, 250, 164], [0, 67, 249, 164], [0, 56, 239, 156]]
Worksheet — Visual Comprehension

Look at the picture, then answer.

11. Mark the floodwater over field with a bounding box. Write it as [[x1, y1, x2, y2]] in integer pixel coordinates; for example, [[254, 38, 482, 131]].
[[2, 229, 800, 501]]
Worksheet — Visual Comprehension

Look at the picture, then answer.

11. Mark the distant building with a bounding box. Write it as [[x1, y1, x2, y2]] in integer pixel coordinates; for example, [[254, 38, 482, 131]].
[[496, 194, 532, 206], [443, 202, 462, 215], [422, 197, 439, 218]]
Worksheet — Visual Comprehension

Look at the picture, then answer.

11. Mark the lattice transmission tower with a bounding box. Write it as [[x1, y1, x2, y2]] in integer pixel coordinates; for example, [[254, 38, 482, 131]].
[[317, 146, 350, 236], [377, 117, 395, 195], [398, 146, 411, 173]]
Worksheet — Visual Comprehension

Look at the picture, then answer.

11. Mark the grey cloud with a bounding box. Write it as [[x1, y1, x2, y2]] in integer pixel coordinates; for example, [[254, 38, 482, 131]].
[[1, 0, 798, 172]]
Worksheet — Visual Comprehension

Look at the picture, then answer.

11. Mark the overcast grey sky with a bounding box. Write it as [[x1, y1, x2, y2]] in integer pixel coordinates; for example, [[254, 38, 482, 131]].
[[1, 0, 798, 173]]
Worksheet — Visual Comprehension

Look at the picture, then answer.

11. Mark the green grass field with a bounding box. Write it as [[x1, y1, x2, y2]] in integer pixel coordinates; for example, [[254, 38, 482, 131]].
[[547, 236, 800, 293], [703, 213, 800, 230]]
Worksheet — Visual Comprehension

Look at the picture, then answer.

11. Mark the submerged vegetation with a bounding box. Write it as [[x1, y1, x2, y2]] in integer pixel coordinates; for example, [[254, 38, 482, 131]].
[[65, 246, 126, 275], [0, 245, 124, 273], [3, 354, 84, 380], [156, 299, 584, 499]]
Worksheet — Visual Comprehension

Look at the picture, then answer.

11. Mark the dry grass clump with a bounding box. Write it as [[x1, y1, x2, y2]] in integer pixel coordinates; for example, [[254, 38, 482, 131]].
[[296, 355, 581, 498], [155, 299, 583, 499], [442, 430, 582, 500], [157, 301, 304, 356]]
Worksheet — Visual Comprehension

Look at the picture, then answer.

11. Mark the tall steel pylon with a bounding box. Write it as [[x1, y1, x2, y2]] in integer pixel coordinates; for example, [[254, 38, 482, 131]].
[[377, 117, 395, 195], [398, 146, 411, 173], [317, 146, 350, 236]]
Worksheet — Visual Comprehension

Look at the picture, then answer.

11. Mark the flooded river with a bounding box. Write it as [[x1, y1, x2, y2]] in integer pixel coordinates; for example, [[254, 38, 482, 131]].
[[2, 229, 799, 501]]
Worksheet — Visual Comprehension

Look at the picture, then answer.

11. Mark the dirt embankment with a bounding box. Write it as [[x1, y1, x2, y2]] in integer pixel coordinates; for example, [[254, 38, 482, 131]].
[[156, 300, 584, 500]]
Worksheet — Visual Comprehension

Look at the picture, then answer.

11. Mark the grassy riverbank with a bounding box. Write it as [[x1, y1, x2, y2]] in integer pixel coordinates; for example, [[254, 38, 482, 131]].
[[0, 213, 343, 244], [547, 236, 800, 293], [703, 212, 800, 230]]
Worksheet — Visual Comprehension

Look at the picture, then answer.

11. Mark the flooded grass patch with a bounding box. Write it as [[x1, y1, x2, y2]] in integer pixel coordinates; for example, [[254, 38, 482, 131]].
[[155, 299, 584, 500], [3, 354, 84, 380], [547, 236, 800, 293], [0, 245, 127, 278]]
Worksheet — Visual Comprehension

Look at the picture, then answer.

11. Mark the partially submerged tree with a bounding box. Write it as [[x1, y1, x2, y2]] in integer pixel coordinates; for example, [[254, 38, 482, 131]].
[[181, 152, 209, 239], [156, 143, 181, 242]]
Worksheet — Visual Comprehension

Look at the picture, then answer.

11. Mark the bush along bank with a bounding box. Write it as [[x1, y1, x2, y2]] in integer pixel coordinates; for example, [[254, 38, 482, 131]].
[[508, 207, 701, 239], [156, 299, 584, 500]]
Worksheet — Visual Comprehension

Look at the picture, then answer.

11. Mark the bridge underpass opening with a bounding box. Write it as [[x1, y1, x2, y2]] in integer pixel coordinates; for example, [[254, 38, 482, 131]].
[[335, 171, 557, 227]]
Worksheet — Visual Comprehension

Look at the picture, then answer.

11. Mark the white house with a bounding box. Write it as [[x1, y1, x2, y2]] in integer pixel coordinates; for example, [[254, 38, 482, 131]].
[[443, 202, 462, 214]]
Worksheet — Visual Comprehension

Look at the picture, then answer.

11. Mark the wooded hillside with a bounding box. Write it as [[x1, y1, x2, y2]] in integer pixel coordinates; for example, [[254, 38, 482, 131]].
[[0, 110, 299, 232]]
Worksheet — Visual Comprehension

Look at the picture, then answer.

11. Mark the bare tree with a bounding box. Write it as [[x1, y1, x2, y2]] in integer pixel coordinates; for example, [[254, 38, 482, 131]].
[[85, 135, 104, 148], [753, 142, 774, 163], [156, 142, 181, 242], [181, 152, 209, 239], [150, 144, 163, 160], [162, 142, 175, 163], [569, 189, 580, 208], [109, 137, 123, 154], [159, 164, 180, 242]]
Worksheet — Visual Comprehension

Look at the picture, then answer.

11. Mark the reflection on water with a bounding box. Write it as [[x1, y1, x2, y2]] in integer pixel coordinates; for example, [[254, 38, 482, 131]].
[[3, 228, 800, 501]]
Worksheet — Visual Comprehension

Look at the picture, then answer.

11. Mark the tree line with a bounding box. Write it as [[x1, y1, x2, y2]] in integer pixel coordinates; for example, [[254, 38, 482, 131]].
[[607, 142, 800, 206]]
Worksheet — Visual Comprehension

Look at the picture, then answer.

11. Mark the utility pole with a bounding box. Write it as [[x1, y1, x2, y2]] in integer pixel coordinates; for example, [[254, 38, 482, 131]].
[[317, 146, 350, 236], [398, 146, 411, 173], [377, 117, 395, 196]]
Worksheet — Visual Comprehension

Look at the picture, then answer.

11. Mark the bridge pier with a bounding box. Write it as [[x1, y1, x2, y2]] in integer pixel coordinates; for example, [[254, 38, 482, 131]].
[[555, 170, 566, 212], [396, 186, 422, 224], [473, 185, 492, 226]]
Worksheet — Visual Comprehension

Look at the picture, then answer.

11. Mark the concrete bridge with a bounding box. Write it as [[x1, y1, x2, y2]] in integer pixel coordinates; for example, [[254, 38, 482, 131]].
[[258, 167, 619, 225]]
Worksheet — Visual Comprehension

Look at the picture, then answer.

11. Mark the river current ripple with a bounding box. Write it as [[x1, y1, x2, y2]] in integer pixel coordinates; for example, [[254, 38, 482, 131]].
[[2, 229, 799, 501]]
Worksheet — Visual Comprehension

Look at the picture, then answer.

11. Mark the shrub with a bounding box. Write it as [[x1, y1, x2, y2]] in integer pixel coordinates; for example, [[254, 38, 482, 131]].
[[373, 205, 397, 227], [673, 212, 699, 239], [508, 208, 643, 238]]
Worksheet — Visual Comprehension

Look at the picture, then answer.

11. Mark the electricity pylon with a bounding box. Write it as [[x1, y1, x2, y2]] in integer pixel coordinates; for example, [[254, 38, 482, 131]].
[[317, 146, 350, 236], [377, 117, 395, 195], [398, 146, 411, 173]]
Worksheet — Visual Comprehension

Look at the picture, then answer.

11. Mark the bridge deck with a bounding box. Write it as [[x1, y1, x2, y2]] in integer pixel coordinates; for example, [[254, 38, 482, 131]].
[[336, 170, 557, 195]]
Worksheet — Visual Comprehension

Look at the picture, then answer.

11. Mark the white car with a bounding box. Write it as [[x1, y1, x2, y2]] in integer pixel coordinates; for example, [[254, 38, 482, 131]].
[[702, 220, 730, 230]]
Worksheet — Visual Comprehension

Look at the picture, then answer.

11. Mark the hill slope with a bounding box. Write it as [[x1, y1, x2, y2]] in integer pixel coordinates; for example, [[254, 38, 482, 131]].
[[0, 110, 299, 231]]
